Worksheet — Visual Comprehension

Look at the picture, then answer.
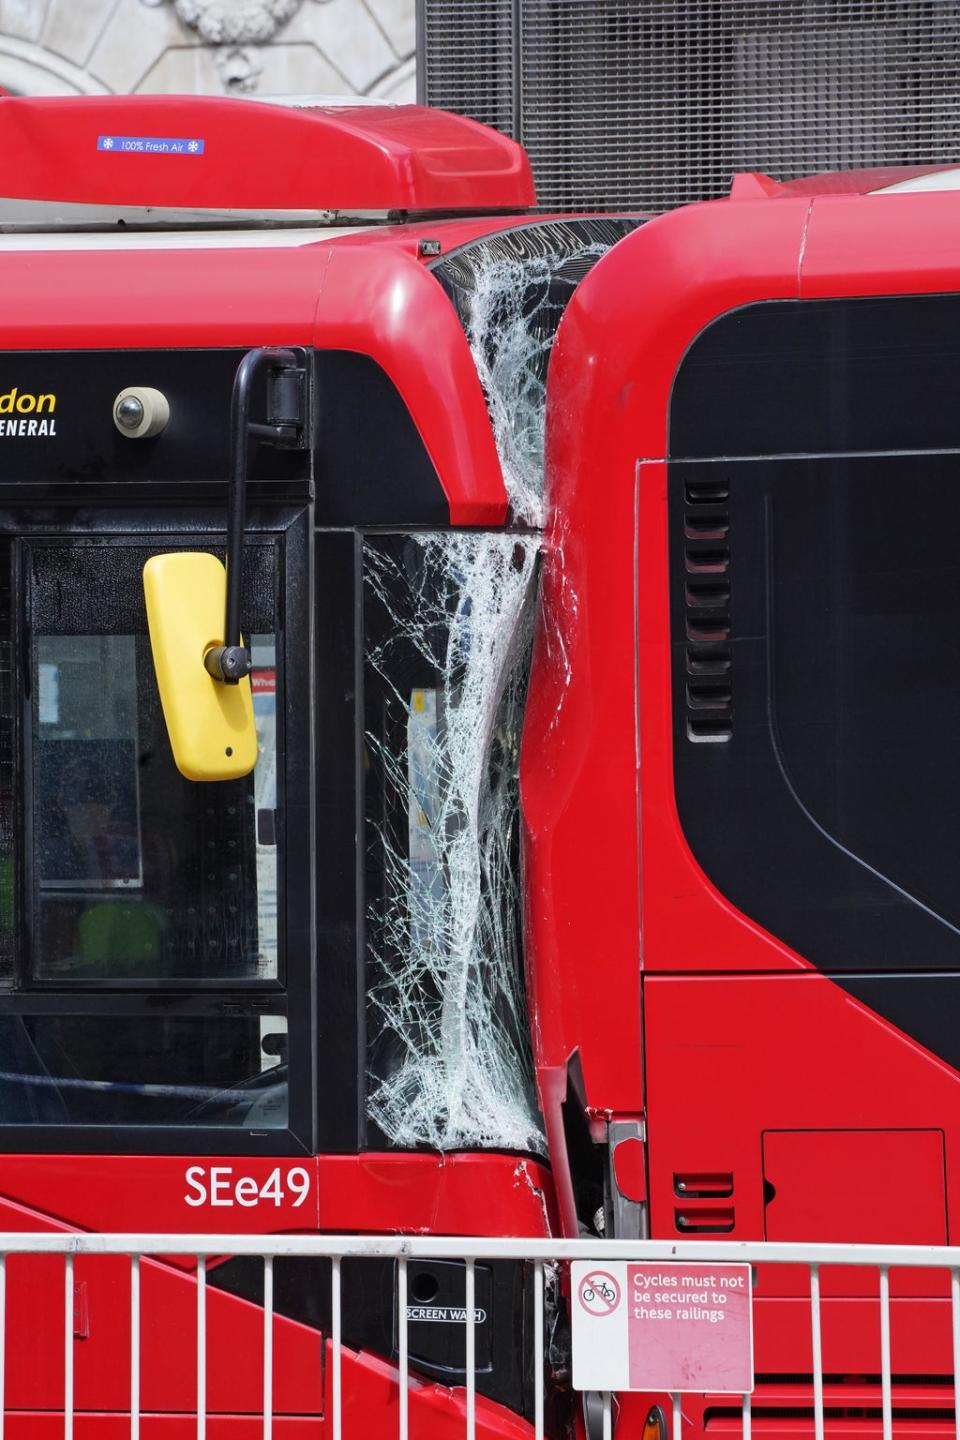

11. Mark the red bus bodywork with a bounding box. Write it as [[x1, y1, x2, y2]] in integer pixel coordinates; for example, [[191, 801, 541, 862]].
[[0, 91, 957, 1436], [527, 173, 960, 1435]]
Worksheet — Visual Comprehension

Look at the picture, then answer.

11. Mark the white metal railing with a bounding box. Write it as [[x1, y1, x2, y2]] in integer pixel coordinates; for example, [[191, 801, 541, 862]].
[[1, 1234, 960, 1439]]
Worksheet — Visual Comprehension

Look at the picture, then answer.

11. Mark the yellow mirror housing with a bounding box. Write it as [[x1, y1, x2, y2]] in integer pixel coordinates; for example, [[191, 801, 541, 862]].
[[143, 551, 258, 782]]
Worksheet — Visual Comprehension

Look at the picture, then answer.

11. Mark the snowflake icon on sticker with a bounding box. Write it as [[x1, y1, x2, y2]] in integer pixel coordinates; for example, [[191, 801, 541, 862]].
[[102, 137, 114, 150], [188, 140, 199, 153]]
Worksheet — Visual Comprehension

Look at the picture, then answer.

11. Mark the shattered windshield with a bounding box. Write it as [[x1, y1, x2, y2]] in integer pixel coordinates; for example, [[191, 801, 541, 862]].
[[364, 532, 544, 1154], [433, 216, 645, 525], [361, 221, 643, 1154]]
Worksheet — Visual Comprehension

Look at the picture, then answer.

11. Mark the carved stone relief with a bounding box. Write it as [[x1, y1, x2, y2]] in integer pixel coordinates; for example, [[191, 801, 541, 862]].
[[214, 45, 264, 92], [0, 0, 415, 102], [173, 0, 305, 46]]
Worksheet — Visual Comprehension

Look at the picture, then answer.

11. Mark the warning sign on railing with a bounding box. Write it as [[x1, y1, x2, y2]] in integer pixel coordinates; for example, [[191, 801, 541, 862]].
[[571, 1262, 753, 1394]]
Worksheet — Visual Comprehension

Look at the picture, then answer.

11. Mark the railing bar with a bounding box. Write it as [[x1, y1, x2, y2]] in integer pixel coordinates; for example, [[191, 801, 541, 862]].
[[810, 1264, 824, 1440], [398, 1257, 409, 1440], [15, 1235, 960, 1265], [0, 1254, 6, 1440], [602, 1391, 612, 1440], [332, 1256, 342, 1440], [64, 1252, 74, 1440], [880, 1264, 892, 1440], [466, 1258, 476, 1440], [130, 1255, 140, 1440], [197, 1255, 206, 1440], [673, 1391, 682, 1440], [263, 1255, 273, 1440], [534, 1262, 544, 1440], [952, 1268, 960, 1440], [742, 1392, 751, 1440]]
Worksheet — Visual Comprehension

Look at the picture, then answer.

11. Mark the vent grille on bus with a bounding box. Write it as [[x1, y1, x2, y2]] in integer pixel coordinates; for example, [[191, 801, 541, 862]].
[[418, 0, 960, 214], [683, 478, 732, 743]]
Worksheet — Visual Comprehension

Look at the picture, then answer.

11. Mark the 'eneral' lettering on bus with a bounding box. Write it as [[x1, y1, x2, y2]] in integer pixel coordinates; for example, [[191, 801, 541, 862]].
[[0, 389, 57, 436]]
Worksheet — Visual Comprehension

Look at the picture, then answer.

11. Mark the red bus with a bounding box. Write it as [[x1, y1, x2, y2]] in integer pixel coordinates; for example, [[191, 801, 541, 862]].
[[0, 90, 956, 1438]]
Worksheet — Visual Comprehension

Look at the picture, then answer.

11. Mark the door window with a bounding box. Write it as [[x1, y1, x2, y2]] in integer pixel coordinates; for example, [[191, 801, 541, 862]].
[[0, 530, 305, 1142], [29, 544, 278, 986]]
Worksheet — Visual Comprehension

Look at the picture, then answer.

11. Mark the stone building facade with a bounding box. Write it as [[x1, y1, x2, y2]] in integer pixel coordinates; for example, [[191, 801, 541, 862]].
[[0, 0, 415, 102]]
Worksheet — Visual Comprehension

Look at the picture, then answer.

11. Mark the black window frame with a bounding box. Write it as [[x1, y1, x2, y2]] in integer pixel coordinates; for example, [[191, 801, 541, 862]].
[[0, 503, 314, 1157], [667, 293, 960, 1001]]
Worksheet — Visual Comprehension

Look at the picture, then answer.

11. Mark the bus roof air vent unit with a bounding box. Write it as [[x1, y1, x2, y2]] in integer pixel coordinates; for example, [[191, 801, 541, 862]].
[[419, 0, 960, 215], [0, 93, 535, 227]]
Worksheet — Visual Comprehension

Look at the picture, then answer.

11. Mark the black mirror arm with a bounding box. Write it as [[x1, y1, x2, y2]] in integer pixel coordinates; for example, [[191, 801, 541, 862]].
[[205, 345, 305, 684]]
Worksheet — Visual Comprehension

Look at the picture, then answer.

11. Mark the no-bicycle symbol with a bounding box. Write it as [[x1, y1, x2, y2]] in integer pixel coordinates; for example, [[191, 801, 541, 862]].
[[578, 1270, 622, 1317]]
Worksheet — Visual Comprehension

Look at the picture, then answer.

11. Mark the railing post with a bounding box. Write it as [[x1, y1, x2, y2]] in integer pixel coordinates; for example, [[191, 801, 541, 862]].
[[0, 1253, 6, 1440], [534, 1261, 544, 1440], [263, 1255, 273, 1440], [952, 1267, 960, 1440], [879, 1264, 892, 1440], [810, 1263, 824, 1440], [64, 1253, 74, 1440], [130, 1254, 140, 1440], [331, 1255, 342, 1440], [196, 1255, 206, 1440], [398, 1257, 409, 1440], [465, 1259, 476, 1440]]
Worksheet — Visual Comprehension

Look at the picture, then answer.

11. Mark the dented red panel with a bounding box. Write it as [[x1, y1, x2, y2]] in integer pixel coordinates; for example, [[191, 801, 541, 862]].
[[313, 237, 507, 525], [523, 198, 811, 1136], [0, 1153, 553, 1240]]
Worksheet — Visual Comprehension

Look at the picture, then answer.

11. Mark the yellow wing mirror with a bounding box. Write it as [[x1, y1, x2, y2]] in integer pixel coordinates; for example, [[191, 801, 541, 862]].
[[143, 551, 257, 781], [142, 346, 307, 782]]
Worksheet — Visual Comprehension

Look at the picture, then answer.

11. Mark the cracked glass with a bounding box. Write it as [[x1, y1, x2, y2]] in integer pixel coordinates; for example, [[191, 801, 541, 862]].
[[364, 532, 544, 1154]]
